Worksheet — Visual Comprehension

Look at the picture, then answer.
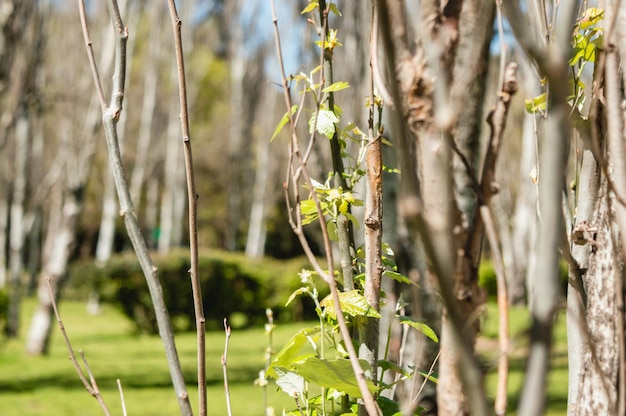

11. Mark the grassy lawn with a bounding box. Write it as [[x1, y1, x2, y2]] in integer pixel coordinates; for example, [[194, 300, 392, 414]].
[[0, 298, 296, 415], [0, 298, 568, 415]]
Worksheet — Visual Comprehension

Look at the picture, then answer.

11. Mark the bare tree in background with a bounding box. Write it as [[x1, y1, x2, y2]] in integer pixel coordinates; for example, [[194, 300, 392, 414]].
[[26, 2, 117, 354], [2, 0, 43, 337]]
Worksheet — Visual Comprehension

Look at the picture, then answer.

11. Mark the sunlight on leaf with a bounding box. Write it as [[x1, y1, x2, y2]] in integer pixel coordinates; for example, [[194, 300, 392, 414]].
[[267, 327, 320, 378], [275, 367, 305, 397], [293, 357, 377, 398], [321, 290, 381, 319], [323, 81, 350, 93], [271, 105, 297, 142], [383, 270, 416, 286], [309, 109, 340, 139], [525, 93, 547, 114], [301, 1, 319, 14], [398, 316, 439, 343]]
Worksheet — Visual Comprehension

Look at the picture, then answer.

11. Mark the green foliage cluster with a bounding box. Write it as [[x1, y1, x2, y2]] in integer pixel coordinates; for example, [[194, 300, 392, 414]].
[[525, 7, 604, 115], [68, 250, 318, 333]]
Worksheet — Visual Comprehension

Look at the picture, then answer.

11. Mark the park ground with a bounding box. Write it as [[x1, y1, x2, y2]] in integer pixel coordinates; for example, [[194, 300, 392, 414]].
[[0, 298, 567, 415]]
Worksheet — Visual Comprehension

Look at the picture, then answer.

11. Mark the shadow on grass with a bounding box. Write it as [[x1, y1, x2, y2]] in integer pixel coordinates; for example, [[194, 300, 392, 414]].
[[0, 357, 261, 393]]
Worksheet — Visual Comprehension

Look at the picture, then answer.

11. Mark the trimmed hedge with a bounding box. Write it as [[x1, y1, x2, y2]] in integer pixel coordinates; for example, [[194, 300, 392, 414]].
[[68, 250, 318, 333]]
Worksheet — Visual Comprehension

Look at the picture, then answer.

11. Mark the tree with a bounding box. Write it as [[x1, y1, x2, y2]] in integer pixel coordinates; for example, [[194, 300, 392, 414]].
[[2, 0, 44, 337]]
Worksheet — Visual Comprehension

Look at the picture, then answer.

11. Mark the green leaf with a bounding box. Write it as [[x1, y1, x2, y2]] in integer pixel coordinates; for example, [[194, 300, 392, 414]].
[[320, 290, 381, 319], [525, 93, 547, 114], [344, 211, 360, 229], [285, 287, 310, 307], [378, 359, 410, 378], [417, 371, 439, 384], [398, 316, 439, 343], [274, 367, 305, 396], [300, 199, 319, 225], [328, 3, 342, 16], [293, 357, 377, 398], [578, 7, 604, 30], [271, 105, 297, 141], [301, 1, 319, 14], [382, 242, 394, 257], [376, 395, 401, 416], [267, 327, 320, 378], [383, 270, 416, 286], [323, 81, 350, 93], [327, 219, 338, 241], [309, 109, 340, 139]]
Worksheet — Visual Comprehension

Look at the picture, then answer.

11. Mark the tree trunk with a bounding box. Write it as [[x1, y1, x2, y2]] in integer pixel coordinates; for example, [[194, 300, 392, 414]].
[[508, 110, 539, 305], [568, 174, 619, 413], [95, 170, 118, 264], [6, 105, 30, 337], [245, 91, 278, 258], [26, 185, 84, 354], [225, 0, 245, 251], [129, 3, 161, 210], [158, 79, 183, 253]]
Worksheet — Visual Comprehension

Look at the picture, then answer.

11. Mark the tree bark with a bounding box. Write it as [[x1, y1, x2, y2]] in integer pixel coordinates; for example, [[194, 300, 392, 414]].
[[568, 174, 619, 413]]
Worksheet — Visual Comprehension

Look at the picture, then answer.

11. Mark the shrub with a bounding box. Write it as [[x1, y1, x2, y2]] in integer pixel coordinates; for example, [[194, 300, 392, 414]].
[[0, 288, 7, 335], [478, 259, 568, 300], [68, 250, 319, 333]]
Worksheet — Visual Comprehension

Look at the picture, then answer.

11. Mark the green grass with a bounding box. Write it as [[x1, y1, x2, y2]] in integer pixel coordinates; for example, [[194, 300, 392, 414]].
[[480, 303, 568, 415], [0, 298, 296, 415], [0, 298, 569, 415]]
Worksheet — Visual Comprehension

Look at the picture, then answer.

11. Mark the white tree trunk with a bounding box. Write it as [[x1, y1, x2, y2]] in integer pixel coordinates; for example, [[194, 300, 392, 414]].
[[6, 107, 29, 336], [95, 170, 117, 264], [226, 26, 245, 251], [129, 3, 161, 209], [245, 92, 278, 258], [158, 82, 183, 253], [26, 185, 83, 354]]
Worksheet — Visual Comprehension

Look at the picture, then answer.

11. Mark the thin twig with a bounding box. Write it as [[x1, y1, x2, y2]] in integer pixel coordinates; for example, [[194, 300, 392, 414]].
[[77, 2, 106, 110], [168, 0, 208, 416], [165, 2, 206, 415], [411, 349, 441, 407], [47, 278, 111, 416], [222, 319, 233, 416], [117, 379, 128, 416], [370, 4, 393, 109]]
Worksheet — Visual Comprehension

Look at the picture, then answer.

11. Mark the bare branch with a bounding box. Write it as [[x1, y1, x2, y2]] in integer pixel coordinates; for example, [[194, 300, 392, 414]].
[[78, 1, 106, 110], [222, 319, 233, 416], [47, 278, 111, 416], [165, 2, 206, 414], [117, 379, 128, 416]]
